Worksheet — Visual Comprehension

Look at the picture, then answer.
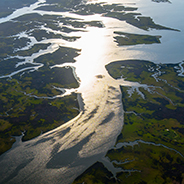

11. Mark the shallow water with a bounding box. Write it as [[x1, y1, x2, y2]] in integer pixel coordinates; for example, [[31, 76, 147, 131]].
[[0, 0, 183, 183]]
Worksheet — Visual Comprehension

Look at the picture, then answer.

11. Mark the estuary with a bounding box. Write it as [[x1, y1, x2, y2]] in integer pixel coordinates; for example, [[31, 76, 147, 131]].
[[0, 0, 184, 183]]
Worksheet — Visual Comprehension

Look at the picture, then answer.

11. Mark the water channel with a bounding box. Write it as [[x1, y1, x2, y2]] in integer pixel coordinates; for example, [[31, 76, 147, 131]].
[[0, 0, 184, 183]]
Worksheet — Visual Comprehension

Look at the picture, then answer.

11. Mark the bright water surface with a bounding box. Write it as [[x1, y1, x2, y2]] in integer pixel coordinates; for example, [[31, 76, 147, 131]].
[[0, 0, 184, 183]]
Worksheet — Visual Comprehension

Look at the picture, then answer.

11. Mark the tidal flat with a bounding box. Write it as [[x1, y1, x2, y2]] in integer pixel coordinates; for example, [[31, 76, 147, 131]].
[[0, 1, 107, 155], [0, 0, 184, 183], [73, 60, 184, 183]]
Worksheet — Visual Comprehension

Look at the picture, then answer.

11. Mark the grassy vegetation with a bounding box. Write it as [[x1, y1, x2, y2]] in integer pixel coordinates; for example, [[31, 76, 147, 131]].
[[74, 144, 184, 184], [0, 11, 103, 60], [0, 0, 182, 181], [71, 4, 181, 182], [107, 143, 184, 184], [109, 60, 184, 182], [73, 162, 117, 184], [36, 2, 178, 32], [114, 32, 161, 46], [152, 0, 171, 3], [0, 42, 80, 155], [0, 0, 37, 18], [0, 76, 79, 154], [73, 60, 184, 183], [107, 60, 184, 147], [13, 43, 51, 57], [0, 12, 85, 155], [0, 0, 111, 155], [68, 2, 178, 31], [72, 3, 137, 15]]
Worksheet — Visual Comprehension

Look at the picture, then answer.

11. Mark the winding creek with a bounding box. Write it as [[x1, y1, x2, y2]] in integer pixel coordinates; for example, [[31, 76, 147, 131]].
[[0, 0, 184, 183]]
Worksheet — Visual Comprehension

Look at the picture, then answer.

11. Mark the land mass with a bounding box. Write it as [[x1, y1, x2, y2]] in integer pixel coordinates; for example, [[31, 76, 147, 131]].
[[73, 59, 184, 184]]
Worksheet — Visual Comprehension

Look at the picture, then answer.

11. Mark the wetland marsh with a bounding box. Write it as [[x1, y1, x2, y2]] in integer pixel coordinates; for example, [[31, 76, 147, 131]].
[[0, 0, 184, 183]]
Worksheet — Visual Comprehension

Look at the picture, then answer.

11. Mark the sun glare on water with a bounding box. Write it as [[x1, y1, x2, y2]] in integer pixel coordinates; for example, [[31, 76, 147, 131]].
[[74, 26, 114, 89]]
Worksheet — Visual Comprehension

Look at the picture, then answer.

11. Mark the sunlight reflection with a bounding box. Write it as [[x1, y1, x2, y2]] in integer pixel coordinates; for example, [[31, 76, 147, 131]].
[[74, 26, 114, 90]]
